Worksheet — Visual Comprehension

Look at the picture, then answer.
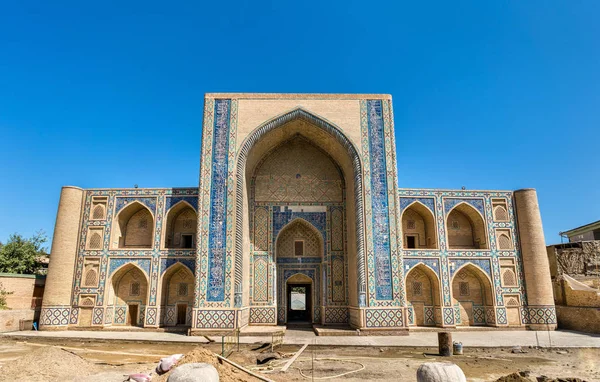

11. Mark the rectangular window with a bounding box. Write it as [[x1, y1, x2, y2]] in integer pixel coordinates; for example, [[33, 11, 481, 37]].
[[130, 282, 140, 296], [181, 234, 193, 248], [413, 281, 423, 296], [459, 282, 469, 296], [294, 240, 304, 256], [406, 236, 416, 249], [178, 282, 188, 296]]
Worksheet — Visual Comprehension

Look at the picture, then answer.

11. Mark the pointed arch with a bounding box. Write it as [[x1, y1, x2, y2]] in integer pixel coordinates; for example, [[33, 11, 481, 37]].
[[275, 218, 324, 259], [111, 201, 154, 249], [159, 262, 194, 326], [106, 263, 150, 327], [235, 107, 367, 306], [401, 201, 438, 249], [446, 202, 489, 250], [493, 205, 508, 221], [451, 263, 494, 326], [405, 263, 441, 326], [164, 200, 197, 249]]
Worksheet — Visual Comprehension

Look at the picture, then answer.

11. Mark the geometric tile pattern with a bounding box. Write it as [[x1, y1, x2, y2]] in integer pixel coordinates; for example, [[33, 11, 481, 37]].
[[365, 100, 392, 301], [114, 307, 126, 325], [249, 307, 276, 324], [206, 99, 232, 302], [424, 306, 435, 325], [407, 306, 414, 325], [443, 307, 455, 325], [324, 307, 349, 324], [527, 306, 557, 324], [92, 307, 104, 325], [473, 306, 486, 324], [496, 307, 507, 325], [365, 309, 404, 328], [195, 310, 235, 329], [40, 307, 70, 326]]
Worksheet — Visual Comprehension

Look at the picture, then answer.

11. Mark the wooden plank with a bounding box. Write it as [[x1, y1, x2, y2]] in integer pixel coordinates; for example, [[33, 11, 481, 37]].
[[281, 343, 309, 372], [216, 354, 275, 382]]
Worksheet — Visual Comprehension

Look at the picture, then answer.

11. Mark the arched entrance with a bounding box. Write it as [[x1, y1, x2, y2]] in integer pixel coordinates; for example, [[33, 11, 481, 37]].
[[286, 273, 313, 323], [405, 264, 441, 326], [275, 218, 323, 324], [160, 263, 194, 327], [447, 203, 489, 250], [237, 109, 365, 319], [451, 264, 494, 326], [106, 264, 149, 327]]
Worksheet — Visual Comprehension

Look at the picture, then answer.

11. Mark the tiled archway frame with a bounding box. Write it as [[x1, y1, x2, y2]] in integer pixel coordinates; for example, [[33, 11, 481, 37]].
[[234, 108, 367, 307]]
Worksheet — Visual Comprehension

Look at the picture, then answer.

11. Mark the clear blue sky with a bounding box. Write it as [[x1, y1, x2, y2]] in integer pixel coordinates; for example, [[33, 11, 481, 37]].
[[1, 1, 598, 246]]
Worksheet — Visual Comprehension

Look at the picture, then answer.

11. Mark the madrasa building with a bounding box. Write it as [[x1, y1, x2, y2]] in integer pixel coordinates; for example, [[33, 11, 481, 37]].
[[40, 93, 557, 333]]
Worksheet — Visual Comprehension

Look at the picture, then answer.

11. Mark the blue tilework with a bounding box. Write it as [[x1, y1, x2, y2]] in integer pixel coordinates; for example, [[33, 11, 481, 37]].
[[165, 196, 198, 211], [450, 258, 492, 278], [403, 258, 440, 276], [367, 100, 392, 300], [400, 197, 435, 213], [160, 258, 196, 275], [108, 258, 151, 278], [207, 99, 231, 302], [115, 197, 157, 215], [272, 207, 326, 256], [444, 198, 485, 216]]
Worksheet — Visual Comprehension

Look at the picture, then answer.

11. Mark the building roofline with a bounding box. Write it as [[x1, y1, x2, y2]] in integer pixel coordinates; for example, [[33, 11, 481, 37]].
[[560, 220, 600, 236], [204, 93, 392, 100]]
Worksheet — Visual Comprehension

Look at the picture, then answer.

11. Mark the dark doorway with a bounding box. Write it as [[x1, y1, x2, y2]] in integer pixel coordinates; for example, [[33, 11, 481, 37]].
[[181, 234, 193, 248], [177, 304, 187, 325], [406, 235, 416, 249], [127, 304, 138, 326], [287, 284, 311, 323]]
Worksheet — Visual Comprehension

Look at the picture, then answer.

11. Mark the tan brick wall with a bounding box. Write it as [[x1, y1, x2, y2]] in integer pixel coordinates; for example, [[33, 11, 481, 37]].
[[556, 306, 600, 334], [235, 97, 365, 153], [0, 309, 36, 332], [0, 274, 45, 310]]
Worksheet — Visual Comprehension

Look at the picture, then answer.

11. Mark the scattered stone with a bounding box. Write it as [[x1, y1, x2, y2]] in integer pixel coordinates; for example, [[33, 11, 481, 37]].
[[495, 372, 531, 382], [520, 370, 531, 377], [168, 363, 219, 382], [416, 362, 467, 382], [556, 351, 568, 355], [380, 348, 385, 352]]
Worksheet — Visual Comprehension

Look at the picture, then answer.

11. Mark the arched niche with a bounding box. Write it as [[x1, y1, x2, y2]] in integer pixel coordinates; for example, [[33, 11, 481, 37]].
[[275, 218, 324, 259], [159, 263, 194, 326], [402, 202, 438, 249], [236, 109, 365, 308], [112, 202, 154, 249], [405, 264, 441, 326], [446, 203, 489, 250], [451, 264, 494, 326], [164, 201, 197, 249], [106, 264, 149, 327]]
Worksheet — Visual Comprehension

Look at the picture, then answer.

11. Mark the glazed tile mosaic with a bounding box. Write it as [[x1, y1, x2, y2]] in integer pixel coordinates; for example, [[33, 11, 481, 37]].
[[40, 94, 556, 332]]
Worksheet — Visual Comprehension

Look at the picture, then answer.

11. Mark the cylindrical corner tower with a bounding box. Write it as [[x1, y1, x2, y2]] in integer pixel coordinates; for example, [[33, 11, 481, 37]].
[[514, 188, 557, 330], [40, 186, 84, 330]]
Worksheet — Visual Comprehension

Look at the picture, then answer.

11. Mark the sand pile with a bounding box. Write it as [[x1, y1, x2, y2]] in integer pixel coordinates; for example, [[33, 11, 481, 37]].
[[155, 347, 257, 382], [0, 346, 100, 382]]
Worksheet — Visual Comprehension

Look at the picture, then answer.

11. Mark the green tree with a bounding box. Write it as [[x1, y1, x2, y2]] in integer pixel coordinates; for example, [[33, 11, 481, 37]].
[[0, 282, 12, 310], [0, 231, 48, 274]]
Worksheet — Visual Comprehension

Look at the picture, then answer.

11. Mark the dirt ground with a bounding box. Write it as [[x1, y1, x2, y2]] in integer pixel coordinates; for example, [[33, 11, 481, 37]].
[[0, 337, 598, 381]]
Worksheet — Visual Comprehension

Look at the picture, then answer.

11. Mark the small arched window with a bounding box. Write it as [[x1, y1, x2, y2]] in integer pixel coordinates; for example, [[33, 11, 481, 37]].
[[92, 204, 105, 220], [498, 234, 512, 250], [89, 232, 103, 249], [502, 269, 517, 286], [84, 269, 98, 286], [494, 206, 508, 221]]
